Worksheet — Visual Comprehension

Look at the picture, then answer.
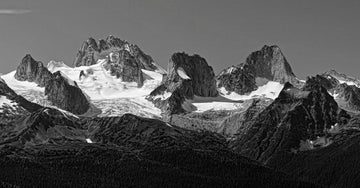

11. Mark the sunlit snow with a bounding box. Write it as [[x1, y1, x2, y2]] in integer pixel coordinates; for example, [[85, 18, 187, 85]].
[[177, 67, 191, 80], [220, 81, 283, 100], [86, 138, 93, 144]]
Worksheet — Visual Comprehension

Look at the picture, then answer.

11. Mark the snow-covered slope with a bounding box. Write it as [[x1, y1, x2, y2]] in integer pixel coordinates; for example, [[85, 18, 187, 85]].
[[1, 59, 163, 118], [0, 96, 17, 113], [1, 58, 285, 117], [181, 81, 284, 113]]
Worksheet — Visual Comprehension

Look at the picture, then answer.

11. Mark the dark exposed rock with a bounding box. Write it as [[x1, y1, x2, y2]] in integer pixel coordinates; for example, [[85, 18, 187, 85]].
[[217, 45, 301, 95], [307, 74, 360, 112], [304, 74, 339, 90], [266, 115, 360, 188], [0, 78, 42, 113], [14, 54, 53, 87], [218, 98, 273, 137], [45, 71, 90, 115], [0, 111, 317, 187], [231, 79, 350, 165], [0, 79, 42, 133], [73, 35, 161, 71], [74, 36, 165, 86], [103, 50, 144, 87], [147, 52, 218, 115], [323, 69, 360, 87], [333, 83, 360, 112], [73, 38, 99, 67]]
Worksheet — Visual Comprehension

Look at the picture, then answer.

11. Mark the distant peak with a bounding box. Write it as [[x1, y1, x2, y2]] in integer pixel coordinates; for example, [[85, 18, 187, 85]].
[[261, 44, 281, 51], [23, 54, 34, 61]]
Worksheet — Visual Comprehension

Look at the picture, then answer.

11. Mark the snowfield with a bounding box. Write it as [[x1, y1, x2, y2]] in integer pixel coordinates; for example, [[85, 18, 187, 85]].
[[181, 81, 284, 113], [1, 59, 285, 117], [1, 59, 164, 118], [219, 81, 284, 101]]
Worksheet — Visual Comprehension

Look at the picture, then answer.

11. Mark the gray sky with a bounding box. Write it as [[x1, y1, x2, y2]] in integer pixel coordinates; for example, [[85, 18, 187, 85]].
[[0, 0, 359, 79]]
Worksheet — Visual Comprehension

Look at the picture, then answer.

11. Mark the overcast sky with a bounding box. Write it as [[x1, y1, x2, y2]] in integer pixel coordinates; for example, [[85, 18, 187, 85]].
[[0, 0, 359, 79]]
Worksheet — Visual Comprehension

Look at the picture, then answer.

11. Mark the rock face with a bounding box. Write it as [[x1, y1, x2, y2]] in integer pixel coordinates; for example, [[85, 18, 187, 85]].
[[218, 98, 273, 137], [217, 45, 300, 94], [231, 78, 350, 164], [14, 54, 53, 87], [147, 52, 218, 115], [0, 79, 42, 128], [74, 35, 161, 70], [323, 69, 360, 87], [309, 73, 360, 112], [333, 83, 360, 112], [45, 71, 90, 115], [74, 36, 165, 86], [103, 51, 144, 87]]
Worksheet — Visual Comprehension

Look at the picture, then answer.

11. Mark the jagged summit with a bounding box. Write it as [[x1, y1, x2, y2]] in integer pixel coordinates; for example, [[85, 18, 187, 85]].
[[45, 71, 90, 115], [14, 54, 53, 87], [231, 77, 349, 164], [148, 52, 219, 115], [73, 35, 166, 74], [217, 45, 300, 95], [323, 69, 360, 87]]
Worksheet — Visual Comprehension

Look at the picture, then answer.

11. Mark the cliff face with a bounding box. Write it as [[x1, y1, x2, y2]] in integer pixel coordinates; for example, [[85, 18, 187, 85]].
[[45, 71, 90, 115], [217, 45, 300, 95], [73, 36, 160, 71], [14, 54, 53, 87], [231, 78, 350, 164], [147, 52, 218, 115], [103, 51, 144, 87]]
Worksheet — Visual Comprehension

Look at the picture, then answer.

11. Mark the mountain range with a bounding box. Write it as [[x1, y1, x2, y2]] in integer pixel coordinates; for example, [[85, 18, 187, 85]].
[[1, 35, 360, 187]]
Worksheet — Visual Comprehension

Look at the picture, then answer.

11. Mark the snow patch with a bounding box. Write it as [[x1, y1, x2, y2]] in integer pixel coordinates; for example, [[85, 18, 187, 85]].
[[47, 61, 69, 72], [181, 95, 243, 113], [220, 81, 283, 100], [177, 67, 191, 80], [153, 92, 172, 100], [292, 136, 333, 153], [0, 96, 17, 112], [1, 71, 44, 92], [338, 79, 358, 87], [226, 66, 238, 74], [124, 44, 131, 52], [59, 71, 76, 87], [86, 138, 93, 144]]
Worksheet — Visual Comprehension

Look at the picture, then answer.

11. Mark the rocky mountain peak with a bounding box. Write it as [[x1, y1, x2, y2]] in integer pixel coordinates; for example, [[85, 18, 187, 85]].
[[74, 35, 160, 71], [45, 71, 90, 115], [104, 50, 144, 87], [148, 52, 218, 115], [232, 77, 349, 164], [217, 45, 300, 95], [14, 54, 53, 87], [246, 44, 296, 83]]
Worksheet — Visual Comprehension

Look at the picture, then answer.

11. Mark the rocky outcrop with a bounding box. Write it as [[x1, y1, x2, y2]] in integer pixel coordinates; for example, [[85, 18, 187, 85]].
[[307, 74, 360, 112], [147, 52, 218, 115], [231, 77, 350, 165], [323, 69, 360, 87], [333, 83, 360, 112], [0, 79, 42, 129], [217, 45, 301, 95], [73, 35, 162, 71], [0, 78, 42, 113], [74, 36, 165, 86], [103, 51, 144, 87], [14, 54, 53, 87], [45, 71, 90, 115], [218, 98, 273, 137]]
